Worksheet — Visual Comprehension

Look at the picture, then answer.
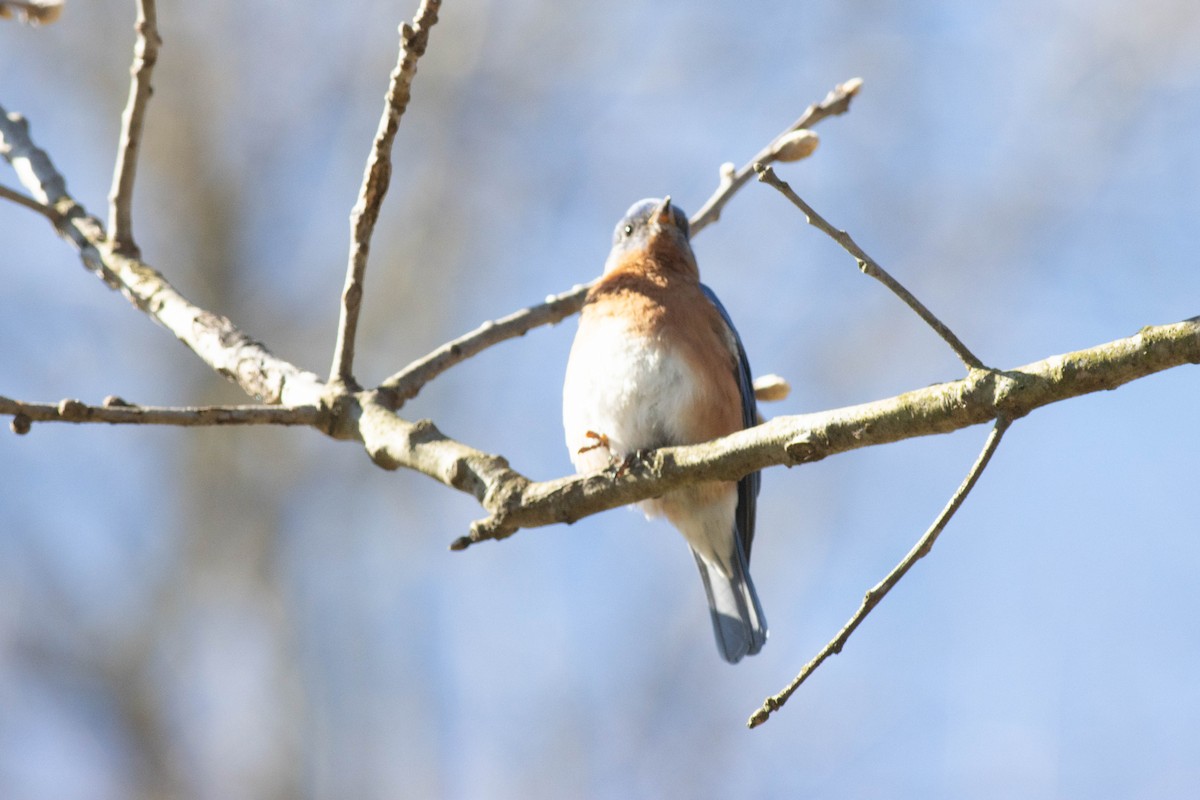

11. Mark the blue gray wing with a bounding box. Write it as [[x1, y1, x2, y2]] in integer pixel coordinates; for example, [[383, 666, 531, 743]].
[[699, 283, 760, 558]]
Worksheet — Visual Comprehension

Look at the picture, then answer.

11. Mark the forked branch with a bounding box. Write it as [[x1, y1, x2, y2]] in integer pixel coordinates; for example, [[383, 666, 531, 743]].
[[756, 163, 985, 371], [747, 417, 1011, 728], [329, 0, 441, 387], [376, 78, 860, 408], [690, 77, 862, 235]]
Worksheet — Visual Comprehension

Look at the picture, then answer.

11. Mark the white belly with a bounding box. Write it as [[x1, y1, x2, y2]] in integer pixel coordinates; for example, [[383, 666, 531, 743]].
[[562, 313, 739, 569], [563, 314, 699, 471]]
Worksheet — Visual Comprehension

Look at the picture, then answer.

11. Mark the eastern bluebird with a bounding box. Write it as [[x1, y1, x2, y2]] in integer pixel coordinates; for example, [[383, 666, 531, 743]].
[[562, 197, 767, 663]]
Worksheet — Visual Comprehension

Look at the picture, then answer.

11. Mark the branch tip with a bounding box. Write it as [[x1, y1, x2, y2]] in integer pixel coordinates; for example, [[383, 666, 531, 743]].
[[330, 0, 442, 385], [690, 77, 861, 235], [107, 0, 161, 257], [757, 166, 986, 371]]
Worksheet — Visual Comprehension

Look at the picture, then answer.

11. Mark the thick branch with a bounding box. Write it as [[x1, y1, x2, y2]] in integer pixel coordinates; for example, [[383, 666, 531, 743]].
[[447, 317, 1199, 547], [357, 392, 526, 506], [329, 0, 441, 387], [0, 106, 327, 407], [107, 0, 161, 257], [748, 417, 1011, 728], [756, 163, 985, 371]]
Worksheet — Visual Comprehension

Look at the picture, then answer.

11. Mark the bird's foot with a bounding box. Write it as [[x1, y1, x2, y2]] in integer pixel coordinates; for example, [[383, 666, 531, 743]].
[[613, 448, 652, 480], [577, 430, 612, 456]]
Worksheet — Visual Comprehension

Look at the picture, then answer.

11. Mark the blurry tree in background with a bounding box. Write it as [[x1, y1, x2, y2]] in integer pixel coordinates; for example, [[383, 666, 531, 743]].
[[3, 1, 1200, 799]]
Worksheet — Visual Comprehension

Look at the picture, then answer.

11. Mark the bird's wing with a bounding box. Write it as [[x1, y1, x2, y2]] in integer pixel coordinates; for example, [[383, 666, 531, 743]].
[[699, 283, 761, 559]]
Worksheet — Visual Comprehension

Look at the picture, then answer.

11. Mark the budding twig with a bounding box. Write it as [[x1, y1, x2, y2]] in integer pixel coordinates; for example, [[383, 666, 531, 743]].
[[690, 77, 862, 236], [376, 78, 863, 409]]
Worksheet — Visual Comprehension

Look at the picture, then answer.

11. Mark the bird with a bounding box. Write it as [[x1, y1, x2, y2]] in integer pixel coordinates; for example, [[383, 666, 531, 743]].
[[562, 196, 767, 663]]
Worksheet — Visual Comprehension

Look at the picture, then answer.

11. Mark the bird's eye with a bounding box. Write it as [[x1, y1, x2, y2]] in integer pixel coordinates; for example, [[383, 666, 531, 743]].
[[623, 224, 634, 237]]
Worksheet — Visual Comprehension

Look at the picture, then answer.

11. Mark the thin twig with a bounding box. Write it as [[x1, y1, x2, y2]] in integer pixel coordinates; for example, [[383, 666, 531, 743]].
[[375, 78, 861, 408], [2, 396, 325, 432], [690, 77, 862, 236], [755, 163, 985, 371], [329, 0, 441, 387], [377, 282, 592, 408], [0, 182, 60, 223], [747, 416, 1011, 729], [107, 0, 161, 257]]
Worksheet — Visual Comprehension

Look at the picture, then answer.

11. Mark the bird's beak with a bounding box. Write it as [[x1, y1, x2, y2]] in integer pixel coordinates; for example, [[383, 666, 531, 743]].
[[654, 195, 673, 225]]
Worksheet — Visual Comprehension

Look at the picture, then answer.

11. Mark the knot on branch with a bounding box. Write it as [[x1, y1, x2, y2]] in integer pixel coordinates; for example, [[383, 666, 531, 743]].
[[974, 368, 1032, 421], [785, 430, 827, 463], [57, 397, 88, 421], [10, 412, 31, 435]]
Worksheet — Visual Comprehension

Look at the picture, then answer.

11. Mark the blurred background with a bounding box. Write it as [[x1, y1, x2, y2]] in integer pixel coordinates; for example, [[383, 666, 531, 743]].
[[3, 0, 1200, 797]]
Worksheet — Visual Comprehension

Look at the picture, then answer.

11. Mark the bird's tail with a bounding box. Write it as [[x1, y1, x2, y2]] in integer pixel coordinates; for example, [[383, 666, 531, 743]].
[[692, 544, 767, 664]]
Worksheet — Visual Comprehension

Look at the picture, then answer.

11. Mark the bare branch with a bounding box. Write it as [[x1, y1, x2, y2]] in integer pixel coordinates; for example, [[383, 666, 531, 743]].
[[0, 181, 60, 223], [107, 0, 161, 257], [2, 396, 325, 432], [377, 282, 592, 408], [0, 104, 327, 407], [747, 416, 1011, 729], [376, 79, 862, 408], [690, 77, 862, 236], [357, 392, 524, 504], [329, 0, 441, 387], [448, 316, 1199, 547], [0, 0, 62, 25], [0, 109, 67, 204], [755, 163, 986, 371], [8, 88, 1197, 562]]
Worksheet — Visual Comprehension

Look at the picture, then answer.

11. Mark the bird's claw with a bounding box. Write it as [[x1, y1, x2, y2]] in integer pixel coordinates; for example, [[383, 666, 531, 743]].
[[577, 430, 611, 455], [613, 448, 652, 480]]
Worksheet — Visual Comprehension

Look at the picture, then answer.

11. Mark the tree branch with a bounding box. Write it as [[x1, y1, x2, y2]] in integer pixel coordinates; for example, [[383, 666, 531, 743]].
[[107, 0, 161, 257], [0, 181, 60, 223], [747, 416, 1011, 729], [374, 79, 859, 409], [5, 48, 1199, 734], [376, 282, 592, 408], [329, 0, 441, 387], [689, 77, 862, 236], [0, 0, 62, 25], [755, 163, 985, 371], [448, 317, 1199, 547], [7, 91, 1197, 556], [2, 396, 324, 433], [0, 105, 327, 407]]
